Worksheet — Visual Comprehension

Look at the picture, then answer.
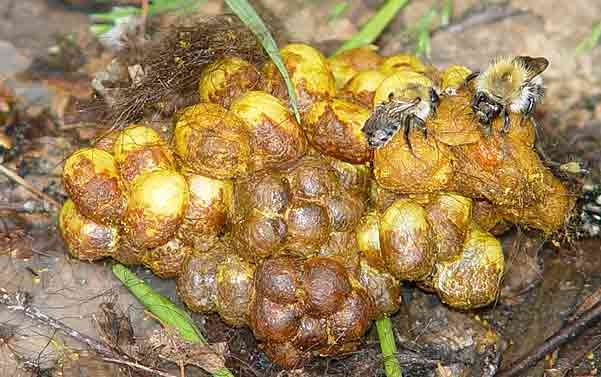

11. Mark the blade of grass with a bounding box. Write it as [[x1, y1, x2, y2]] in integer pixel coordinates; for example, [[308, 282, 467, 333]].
[[91, 6, 139, 22], [90, 0, 205, 35], [328, 1, 349, 23], [112, 263, 235, 377], [224, 0, 301, 123], [376, 316, 403, 377], [333, 0, 410, 55], [414, 8, 437, 58], [440, 0, 453, 26], [575, 21, 601, 55]]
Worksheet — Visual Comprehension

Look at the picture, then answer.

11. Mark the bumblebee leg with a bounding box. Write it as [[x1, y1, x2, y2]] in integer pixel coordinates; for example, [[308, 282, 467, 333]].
[[464, 71, 480, 83], [479, 120, 492, 138], [524, 97, 535, 117], [471, 91, 482, 109], [403, 116, 414, 154], [413, 116, 428, 139], [472, 92, 492, 137], [531, 117, 562, 168], [501, 109, 511, 134]]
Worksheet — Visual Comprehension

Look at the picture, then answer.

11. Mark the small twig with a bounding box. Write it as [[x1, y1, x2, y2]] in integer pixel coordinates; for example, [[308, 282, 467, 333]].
[[102, 357, 178, 377], [0, 200, 53, 214], [553, 324, 601, 374], [0, 290, 177, 377], [0, 291, 115, 357], [0, 164, 60, 209], [497, 301, 601, 377], [433, 4, 527, 35]]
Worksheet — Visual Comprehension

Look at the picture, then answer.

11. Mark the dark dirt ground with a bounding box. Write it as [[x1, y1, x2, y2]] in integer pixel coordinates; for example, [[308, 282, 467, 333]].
[[0, 1, 600, 376]]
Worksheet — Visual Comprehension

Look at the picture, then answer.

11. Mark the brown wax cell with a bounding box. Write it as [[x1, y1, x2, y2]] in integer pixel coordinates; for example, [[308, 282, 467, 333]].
[[173, 103, 252, 179], [358, 259, 401, 316], [325, 192, 365, 232], [426, 193, 473, 262], [198, 57, 261, 108], [233, 212, 287, 260], [250, 294, 301, 342], [234, 173, 290, 217], [255, 257, 302, 304], [317, 231, 361, 275], [330, 289, 374, 342], [262, 341, 308, 370], [59, 199, 119, 262], [142, 237, 193, 278], [380, 199, 435, 281], [293, 315, 328, 350], [176, 247, 227, 313], [286, 156, 338, 200], [62, 148, 126, 224], [302, 99, 371, 163], [216, 255, 255, 326], [285, 201, 330, 249], [112, 238, 144, 266], [303, 257, 352, 316]]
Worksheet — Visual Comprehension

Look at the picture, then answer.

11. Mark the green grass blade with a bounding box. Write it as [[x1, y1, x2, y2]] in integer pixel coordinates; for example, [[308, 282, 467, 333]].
[[376, 316, 403, 377], [149, 0, 204, 14], [112, 263, 204, 342], [440, 0, 453, 26], [112, 263, 235, 377], [575, 21, 601, 55], [225, 0, 301, 123], [328, 1, 349, 22], [90, 6, 140, 22], [334, 0, 410, 55], [412, 5, 437, 57], [90, 0, 205, 36]]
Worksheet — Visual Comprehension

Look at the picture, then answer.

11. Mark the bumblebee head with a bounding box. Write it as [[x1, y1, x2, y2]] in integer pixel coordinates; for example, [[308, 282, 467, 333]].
[[471, 91, 502, 125]]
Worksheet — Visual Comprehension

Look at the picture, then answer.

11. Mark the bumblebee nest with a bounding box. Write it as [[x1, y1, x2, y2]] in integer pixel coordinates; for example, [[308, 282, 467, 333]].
[[61, 17, 575, 369]]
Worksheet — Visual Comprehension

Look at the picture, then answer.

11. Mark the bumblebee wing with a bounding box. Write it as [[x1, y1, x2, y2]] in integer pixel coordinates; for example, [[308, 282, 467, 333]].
[[362, 99, 419, 148], [513, 56, 549, 81], [387, 97, 421, 116]]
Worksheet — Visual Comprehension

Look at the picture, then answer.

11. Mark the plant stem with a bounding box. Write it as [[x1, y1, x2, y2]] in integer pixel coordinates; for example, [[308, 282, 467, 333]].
[[376, 316, 402, 377], [334, 0, 410, 55]]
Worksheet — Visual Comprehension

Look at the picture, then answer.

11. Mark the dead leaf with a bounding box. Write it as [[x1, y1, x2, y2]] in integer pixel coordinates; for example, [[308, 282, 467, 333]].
[[147, 327, 227, 374]]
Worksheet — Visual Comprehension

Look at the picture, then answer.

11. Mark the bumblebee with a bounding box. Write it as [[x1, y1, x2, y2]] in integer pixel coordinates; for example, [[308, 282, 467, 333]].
[[470, 56, 548, 134], [362, 72, 440, 151]]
